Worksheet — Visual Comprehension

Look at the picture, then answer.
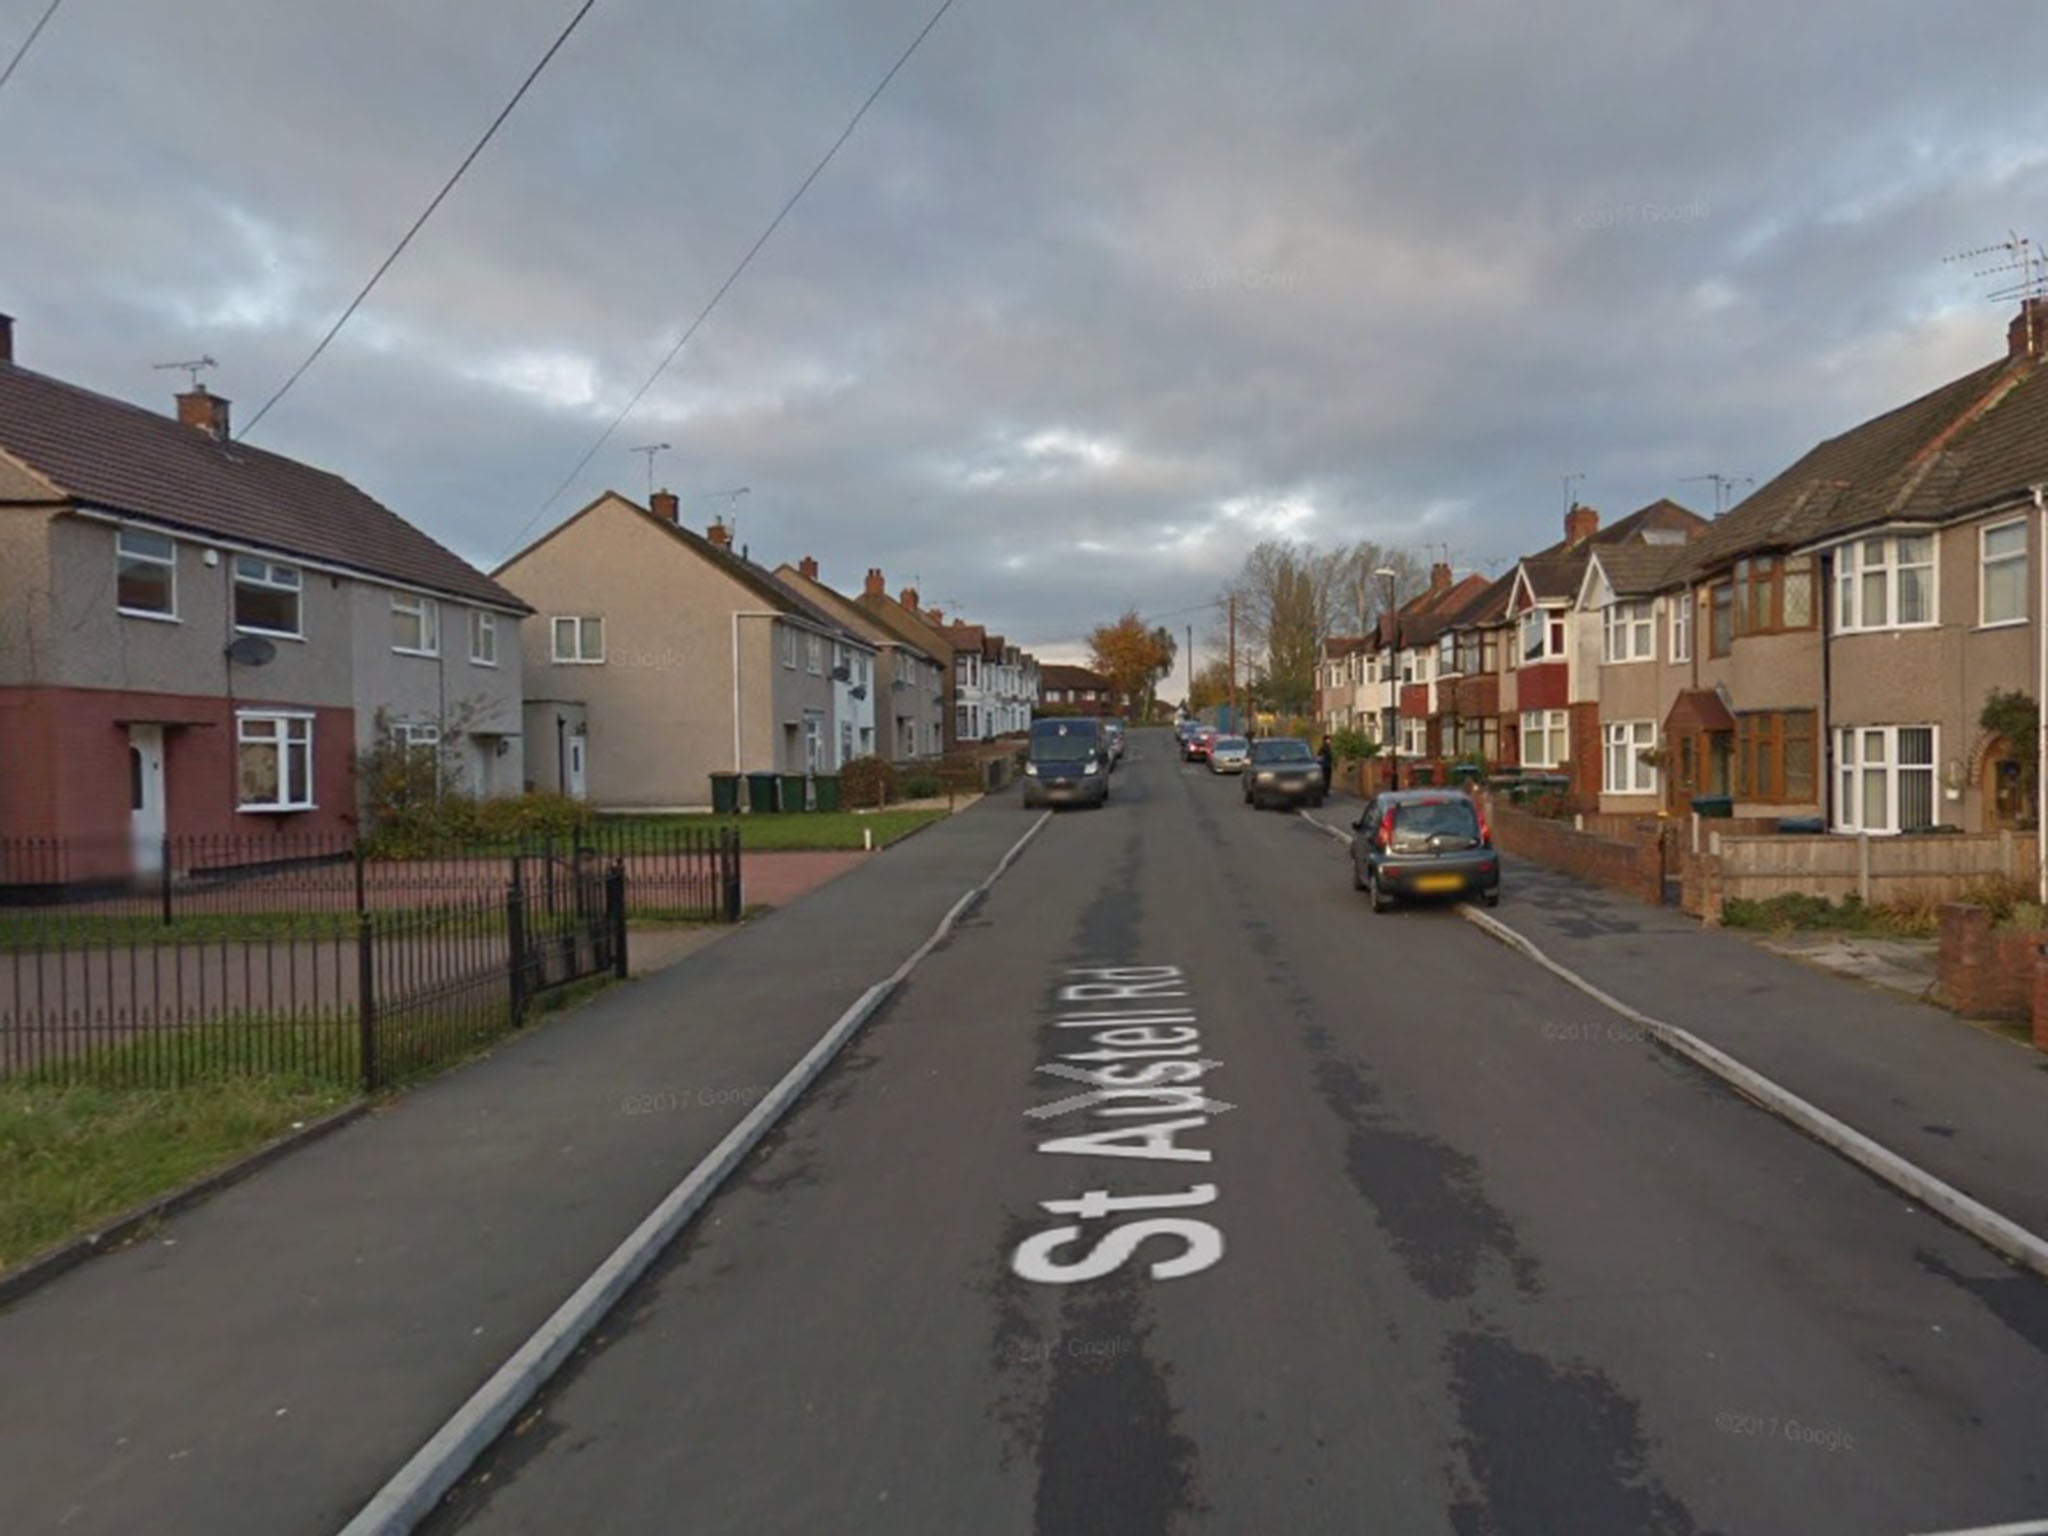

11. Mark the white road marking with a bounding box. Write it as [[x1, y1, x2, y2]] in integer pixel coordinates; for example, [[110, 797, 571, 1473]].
[[1299, 803, 2048, 1283], [338, 812, 1056, 1536], [1908, 1521, 2048, 1536]]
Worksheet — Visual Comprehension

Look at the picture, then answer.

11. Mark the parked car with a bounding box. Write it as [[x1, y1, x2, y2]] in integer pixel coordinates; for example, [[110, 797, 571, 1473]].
[[1023, 717, 1110, 810], [1184, 726, 1218, 763], [1349, 789, 1499, 911], [1103, 719, 1127, 766], [1243, 737, 1325, 808], [1208, 735, 1251, 774]]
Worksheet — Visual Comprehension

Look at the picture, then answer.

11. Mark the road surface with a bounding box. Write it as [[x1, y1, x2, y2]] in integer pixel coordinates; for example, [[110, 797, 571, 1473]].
[[425, 729, 2048, 1536]]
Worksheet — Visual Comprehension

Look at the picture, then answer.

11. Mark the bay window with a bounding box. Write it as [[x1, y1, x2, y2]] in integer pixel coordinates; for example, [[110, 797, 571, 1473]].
[[1836, 534, 1936, 631], [1981, 519, 2028, 626], [1520, 709, 1567, 768], [1604, 721, 1658, 794], [1834, 725, 1937, 833], [237, 711, 314, 811]]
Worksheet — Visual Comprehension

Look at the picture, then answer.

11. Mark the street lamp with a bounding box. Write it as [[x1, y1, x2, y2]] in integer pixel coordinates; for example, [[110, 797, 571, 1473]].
[[1375, 567, 1400, 790]]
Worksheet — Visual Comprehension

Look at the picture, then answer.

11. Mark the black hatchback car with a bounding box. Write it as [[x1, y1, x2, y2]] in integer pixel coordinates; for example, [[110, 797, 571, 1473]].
[[1242, 737, 1326, 808], [1023, 718, 1110, 809], [1350, 789, 1500, 910]]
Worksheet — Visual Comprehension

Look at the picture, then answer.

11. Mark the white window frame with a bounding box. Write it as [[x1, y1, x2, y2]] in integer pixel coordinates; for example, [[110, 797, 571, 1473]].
[[469, 610, 499, 666], [782, 625, 797, 669], [1521, 607, 1564, 664], [551, 615, 605, 664], [232, 555, 304, 639], [1604, 720, 1658, 794], [1835, 533, 1938, 633], [1980, 518, 2029, 628], [1602, 599, 1655, 664], [1520, 708, 1568, 768], [392, 593, 441, 656], [1670, 590, 1692, 663], [235, 710, 315, 812], [806, 633, 823, 675], [1834, 724, 1938, 834], [115, 528, 179, 620]]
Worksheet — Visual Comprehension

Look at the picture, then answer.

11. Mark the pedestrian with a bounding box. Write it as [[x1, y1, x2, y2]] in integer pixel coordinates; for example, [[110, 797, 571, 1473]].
[[1317, 735, 1334, 785]]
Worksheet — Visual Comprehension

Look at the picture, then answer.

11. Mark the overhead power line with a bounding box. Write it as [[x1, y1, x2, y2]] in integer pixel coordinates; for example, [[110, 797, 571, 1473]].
[[0, 0, 64, 96], [239, 0, 600, 439], [501, 0, 963, 560]]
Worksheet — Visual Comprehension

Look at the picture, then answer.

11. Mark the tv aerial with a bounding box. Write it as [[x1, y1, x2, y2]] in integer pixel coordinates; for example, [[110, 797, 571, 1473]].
[[153, 355, 218, 390]]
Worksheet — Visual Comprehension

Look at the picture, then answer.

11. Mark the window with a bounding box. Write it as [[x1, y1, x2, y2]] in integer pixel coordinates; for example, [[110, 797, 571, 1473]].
[[1982, 519, 2028, 627], [1438, 635, 1456, 675], [1521, 608, 1564, 663], [783, 625, 797, 668], [237, 711, 314, 811], [233, 556, 302, 636], [1480, 630, 1500, 673], [1520, 709, 1568, 768], [806, 633, 823, 674], [1726, 554, 1816, 638], [469, 611, 498, 666], [1671, 591, 1692, 663], [392, 593, 440, 655], [1735, 710, 1817, 804], [1835, 725, 1936, 833], [1602, 600, 1655, 663], [115, 528, 177, 617], [1399, 717, 1428, 757], [551, 615, 605, 664], [956, 704, 970, 739], [1709, 581, 1733, 657], [1836, 535, 1936, 632], [1604, 721, 1658, 794]]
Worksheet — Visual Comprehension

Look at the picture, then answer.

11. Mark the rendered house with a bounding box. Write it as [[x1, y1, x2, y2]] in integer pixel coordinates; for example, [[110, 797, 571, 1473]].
[[1654, 299, 2048, 832], [495, 490, 871, 807], [852, 581, 964, 752], [0, 315, 526, 869], [777, 561, 946, 763]]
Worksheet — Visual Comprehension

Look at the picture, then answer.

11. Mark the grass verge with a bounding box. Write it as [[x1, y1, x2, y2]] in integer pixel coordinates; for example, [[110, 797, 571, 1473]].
[[600, 808, 948, 850]]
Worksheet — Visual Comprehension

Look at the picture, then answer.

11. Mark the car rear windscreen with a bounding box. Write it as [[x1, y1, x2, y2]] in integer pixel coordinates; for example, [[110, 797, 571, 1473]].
[[1251, 739, 1313, 762], [1215, 736, 1248, 750], [1392, 799, 1480, 848]]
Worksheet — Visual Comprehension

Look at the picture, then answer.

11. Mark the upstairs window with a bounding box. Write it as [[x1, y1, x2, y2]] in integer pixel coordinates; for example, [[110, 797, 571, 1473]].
[[116, 528, 178, 617], [1671, 591, 1692, 662], [551, 615, 605, 664], [1981, 519, 2028, 627], [806, 633, 823, 674], [469, 611, 498, 666], [234, 556, 302, 637], [1602, 600, 1655, 663], [1836, 535, 1935, 632], [392, 593, 441, 656], [1709, 582, 1734, 657]]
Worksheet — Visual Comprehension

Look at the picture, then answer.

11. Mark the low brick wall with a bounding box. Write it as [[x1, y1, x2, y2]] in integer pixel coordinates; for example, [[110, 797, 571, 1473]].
[[1483, 795, 1664, 905], [1937, 903, 2038, 1021]]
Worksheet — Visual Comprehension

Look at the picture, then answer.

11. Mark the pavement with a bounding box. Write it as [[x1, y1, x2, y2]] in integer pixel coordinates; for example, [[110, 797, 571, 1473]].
[[1754, 930, 1941, 1003], [8, 736, 2048, 1536], [415, 733, 2044, 1536], [0, 799, 1037, 1536]]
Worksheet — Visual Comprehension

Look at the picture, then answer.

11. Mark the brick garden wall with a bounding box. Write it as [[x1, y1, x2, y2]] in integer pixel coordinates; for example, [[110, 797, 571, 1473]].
[[1937, 903, 2037, 1021], [1482, 794, 1664, 905]]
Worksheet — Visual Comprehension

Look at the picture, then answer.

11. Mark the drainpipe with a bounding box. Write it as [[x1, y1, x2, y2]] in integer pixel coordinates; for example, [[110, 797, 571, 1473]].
[[1818, 550, 1834, 831], [2035, 485, 2048, 904], [731, 612, 782, 773]]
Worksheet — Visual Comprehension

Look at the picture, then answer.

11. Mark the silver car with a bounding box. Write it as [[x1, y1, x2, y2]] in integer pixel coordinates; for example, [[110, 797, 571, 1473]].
[[1208, 735, 1251, 774]]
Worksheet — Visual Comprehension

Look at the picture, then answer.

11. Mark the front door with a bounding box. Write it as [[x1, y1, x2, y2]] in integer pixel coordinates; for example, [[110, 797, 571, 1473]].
[[128, 725, 166, 874], [566, 735, 587, 800]]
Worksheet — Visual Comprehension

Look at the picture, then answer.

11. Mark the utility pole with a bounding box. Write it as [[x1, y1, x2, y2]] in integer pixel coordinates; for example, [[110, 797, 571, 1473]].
[[1228, 595, 1238, 731], [1185, 624, 1194, 711]]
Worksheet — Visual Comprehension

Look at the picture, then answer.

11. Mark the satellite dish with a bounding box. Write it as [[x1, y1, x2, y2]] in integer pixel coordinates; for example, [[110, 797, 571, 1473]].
[[225, 635, 277, 667]]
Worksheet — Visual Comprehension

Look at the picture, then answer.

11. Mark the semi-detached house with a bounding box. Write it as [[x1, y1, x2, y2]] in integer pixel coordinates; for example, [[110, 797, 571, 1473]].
[[0, 314, 528, 874]]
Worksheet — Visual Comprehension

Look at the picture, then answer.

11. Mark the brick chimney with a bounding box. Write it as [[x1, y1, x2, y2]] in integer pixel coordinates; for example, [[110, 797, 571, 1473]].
[[176, 384, 231, 441], [927, 607, 944, 625], [1564, 502, 1599, 546], [899, 585, 919, 611], [650, 488, 679, 523], [1429, 561, 1452, 596], [799, 556, 819, 581], [0, 313, 13, 365], [2009, 298, 2048, 362], [707, 520, 732, 550], [864, 567, 886, 597]]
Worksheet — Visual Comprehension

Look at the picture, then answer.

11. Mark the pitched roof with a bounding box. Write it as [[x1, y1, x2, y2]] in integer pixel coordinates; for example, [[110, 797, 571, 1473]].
[[1672, 319, 2048, 581], [1517, 498, 1708, 602], [774, 567, 931, 660], [1443, 569, 1517, 630], [1402, 573, 1495, 644], [854, 589, 960, 658], [0, 362, 525, 610], [1041, 663, 1112, 690], [1590, 542, 1692, 598]]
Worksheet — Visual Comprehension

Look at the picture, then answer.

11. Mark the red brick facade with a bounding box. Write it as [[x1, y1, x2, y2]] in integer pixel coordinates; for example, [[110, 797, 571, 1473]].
[[1483, 793, 1665, 905], [1937, 903, 2037, 1022], [1517, 661, 1567, 711], [0, 686, 356, 853], [1566, 701, 1602, 811]]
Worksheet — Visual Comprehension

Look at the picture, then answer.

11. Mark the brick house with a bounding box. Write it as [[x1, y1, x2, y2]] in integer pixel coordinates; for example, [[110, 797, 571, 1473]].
[[0, 314, 527, 872], [1040, 663, 1118, 714]]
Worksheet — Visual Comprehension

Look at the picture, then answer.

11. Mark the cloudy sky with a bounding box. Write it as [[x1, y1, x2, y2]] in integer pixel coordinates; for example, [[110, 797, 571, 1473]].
[[5, 0, 2046, 664]]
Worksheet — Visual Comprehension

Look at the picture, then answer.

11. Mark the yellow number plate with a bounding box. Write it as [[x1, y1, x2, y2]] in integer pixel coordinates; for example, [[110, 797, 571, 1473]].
[[1414, 874, 1464, 893]]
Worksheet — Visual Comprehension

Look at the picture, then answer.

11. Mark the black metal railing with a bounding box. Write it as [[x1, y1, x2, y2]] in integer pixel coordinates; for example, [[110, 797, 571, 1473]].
[[0, 827, 742, 1091]]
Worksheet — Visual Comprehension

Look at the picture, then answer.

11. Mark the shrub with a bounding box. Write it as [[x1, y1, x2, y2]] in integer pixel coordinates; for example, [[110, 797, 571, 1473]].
[[903, 774, 944, 799], [476, 793, 593, 841], [840, 756, 901, 809]]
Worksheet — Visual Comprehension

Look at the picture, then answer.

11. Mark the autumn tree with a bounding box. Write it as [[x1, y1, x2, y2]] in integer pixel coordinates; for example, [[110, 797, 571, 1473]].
[[1186, 657, 1234, 712], [1088, 610, 1176, 714]]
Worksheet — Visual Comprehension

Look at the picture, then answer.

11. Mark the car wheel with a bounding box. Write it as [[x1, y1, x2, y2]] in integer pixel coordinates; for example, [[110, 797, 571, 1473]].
[[1368, 874, 1391, 913], [1482, 888, 1501, 909], [1351, 856, 1367, 891]]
